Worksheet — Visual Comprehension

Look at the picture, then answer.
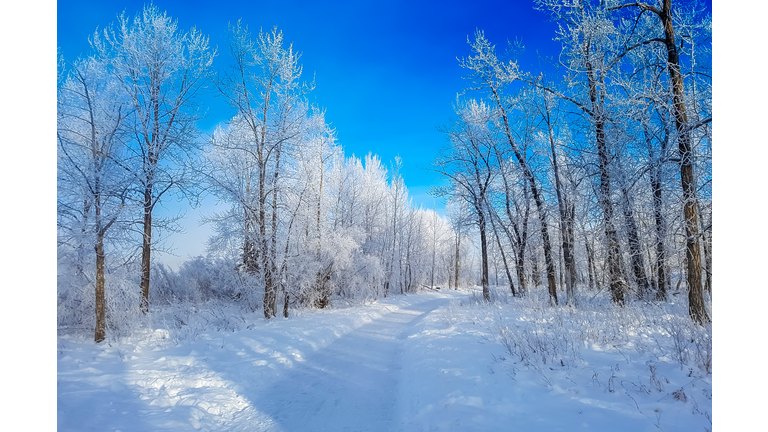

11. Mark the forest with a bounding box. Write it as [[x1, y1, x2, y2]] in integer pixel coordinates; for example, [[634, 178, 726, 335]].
[[56, 1, 715, 429], [58, 0, 711, 341]]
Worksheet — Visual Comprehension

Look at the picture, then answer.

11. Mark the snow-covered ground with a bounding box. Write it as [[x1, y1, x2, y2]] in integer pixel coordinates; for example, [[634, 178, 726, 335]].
[[57, 288, 712, 431]]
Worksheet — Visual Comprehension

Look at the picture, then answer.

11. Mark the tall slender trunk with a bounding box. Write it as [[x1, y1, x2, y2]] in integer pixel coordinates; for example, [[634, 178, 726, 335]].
[[490, 211, 516, 296], [494, 147, 529, 295], [259, 87, 277, 319], [491, 87, 557, 304], [586, 48, 626, 305], [544, 103, 576, 305], [94, 232, 106, 343], [94, 190, 106, 343], [621, 185, 650, 299], [585, 239, 596, 290], [659, 0, 709, 324], [140, 80, 161, 314], [515, 198, 530, 295], [140, 185, 153, 313], [648, 123, 668, 301], [454, 230, 460, 290], [477, 202, 490, 301], [269, 144, 282, 317]]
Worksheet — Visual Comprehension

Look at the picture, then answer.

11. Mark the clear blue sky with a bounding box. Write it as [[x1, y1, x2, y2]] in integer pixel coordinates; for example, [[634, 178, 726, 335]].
[[57, 0, 564, 199], [57, 0, 711, 267]]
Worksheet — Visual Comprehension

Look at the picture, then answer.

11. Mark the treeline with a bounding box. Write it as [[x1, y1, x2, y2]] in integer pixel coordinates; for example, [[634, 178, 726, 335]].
[[57, 6, 459, 342], [433, 0, 711, 323]]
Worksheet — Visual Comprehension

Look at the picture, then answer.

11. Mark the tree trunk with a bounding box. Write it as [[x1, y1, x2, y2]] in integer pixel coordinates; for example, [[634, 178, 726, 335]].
[[585, 240, 596, 290], [648, 124, 668, 301], [477, 201, 491, 301], [454, 231, 460, 290], [565, 202, 577, 297], [94, 229, 106, 343], [659, 0, 709, 324], [491, 87, 557, 305], [490, 211, 516, 296], [621, 186, 651, 299], [586, 52, 626, 305], [544, 106, 576, 305], [493, 146, 528, 296], [140, 186, 153, 313]]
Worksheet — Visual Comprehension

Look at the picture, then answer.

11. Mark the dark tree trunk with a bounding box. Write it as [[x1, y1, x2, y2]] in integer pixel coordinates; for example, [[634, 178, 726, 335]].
[[455, 231, 460, 290], [586, 53, 626, 305], [490, 212, 516, 296], [648, 124, 668, 301], [585, 240, 596, 290], [491, 88, 557, 305], [94, 230, 106, 343], [621, 186, 651, 299], [544, 106, 576, 305], [659, 0, 709, 324], [140, 186, 153, 314], [478, 203, 491, 302], [493, 146, 529, 296]]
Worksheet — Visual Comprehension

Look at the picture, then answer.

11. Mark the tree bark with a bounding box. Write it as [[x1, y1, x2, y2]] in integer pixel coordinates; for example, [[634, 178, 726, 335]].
[[585, 239, 596, 290], [140, 185, 153, 313], [491, 88, 557, 305], [544, 102, 576, 305], [586, 49, 626, 305], [648, 123, 668, 301], [659, 0, 709, 324], [621, 186, 651, 299], [454, 230, 460, 290], [490, 211, 516, 296], [477, 200, 491, 301]]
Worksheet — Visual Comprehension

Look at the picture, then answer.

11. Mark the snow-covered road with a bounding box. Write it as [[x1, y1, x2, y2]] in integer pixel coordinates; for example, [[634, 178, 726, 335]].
[[58, 293, 451, 431], [247, 297, 447, 431], [58, 289, 712, 431]]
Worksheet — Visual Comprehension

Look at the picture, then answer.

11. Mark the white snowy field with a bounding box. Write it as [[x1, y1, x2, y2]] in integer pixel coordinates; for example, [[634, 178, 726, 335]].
[[57, 288, 712, 431]]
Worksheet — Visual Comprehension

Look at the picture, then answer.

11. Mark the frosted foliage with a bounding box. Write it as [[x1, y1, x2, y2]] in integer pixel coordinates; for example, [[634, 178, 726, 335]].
[[57, 258, 147, 339], [58, 11, 458, 341]]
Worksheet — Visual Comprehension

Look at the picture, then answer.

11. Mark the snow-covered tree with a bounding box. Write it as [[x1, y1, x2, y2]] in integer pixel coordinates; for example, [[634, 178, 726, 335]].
[[92, 4, 215, 312], [57, 56, 131, 342]]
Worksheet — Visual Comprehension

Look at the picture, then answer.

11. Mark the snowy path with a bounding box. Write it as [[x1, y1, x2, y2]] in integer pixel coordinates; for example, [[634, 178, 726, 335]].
[[58, 289, 712, 431], [58, 294, 450, 432], [245, 297, 447, 431]]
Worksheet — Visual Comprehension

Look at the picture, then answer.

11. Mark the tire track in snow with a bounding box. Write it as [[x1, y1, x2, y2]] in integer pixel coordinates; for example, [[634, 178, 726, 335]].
[[240, 296, 449, 431]]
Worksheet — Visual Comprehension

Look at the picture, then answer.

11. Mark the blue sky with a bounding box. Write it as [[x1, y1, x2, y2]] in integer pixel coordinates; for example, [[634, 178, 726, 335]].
[[58, 0, 564, 202], [57, 0, 712, 267]]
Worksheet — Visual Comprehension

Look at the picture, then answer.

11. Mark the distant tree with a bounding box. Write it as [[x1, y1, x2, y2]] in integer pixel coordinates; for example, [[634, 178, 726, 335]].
[[433, 99, 497, 302], [213, 22, 311, 318]]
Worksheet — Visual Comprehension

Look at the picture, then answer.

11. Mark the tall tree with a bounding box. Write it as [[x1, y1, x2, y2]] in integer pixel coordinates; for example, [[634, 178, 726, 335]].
[[433, 100, 497, 301], [215, 22, 312, 318], [460, 31, 559, 305], [57, 57, 130, 342], [93, 5, 215, 312], [607, 0, 710, 323]]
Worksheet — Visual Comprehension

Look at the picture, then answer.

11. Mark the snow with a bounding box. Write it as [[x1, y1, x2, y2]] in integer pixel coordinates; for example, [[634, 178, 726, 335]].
[[58, 289, 711, 431]]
